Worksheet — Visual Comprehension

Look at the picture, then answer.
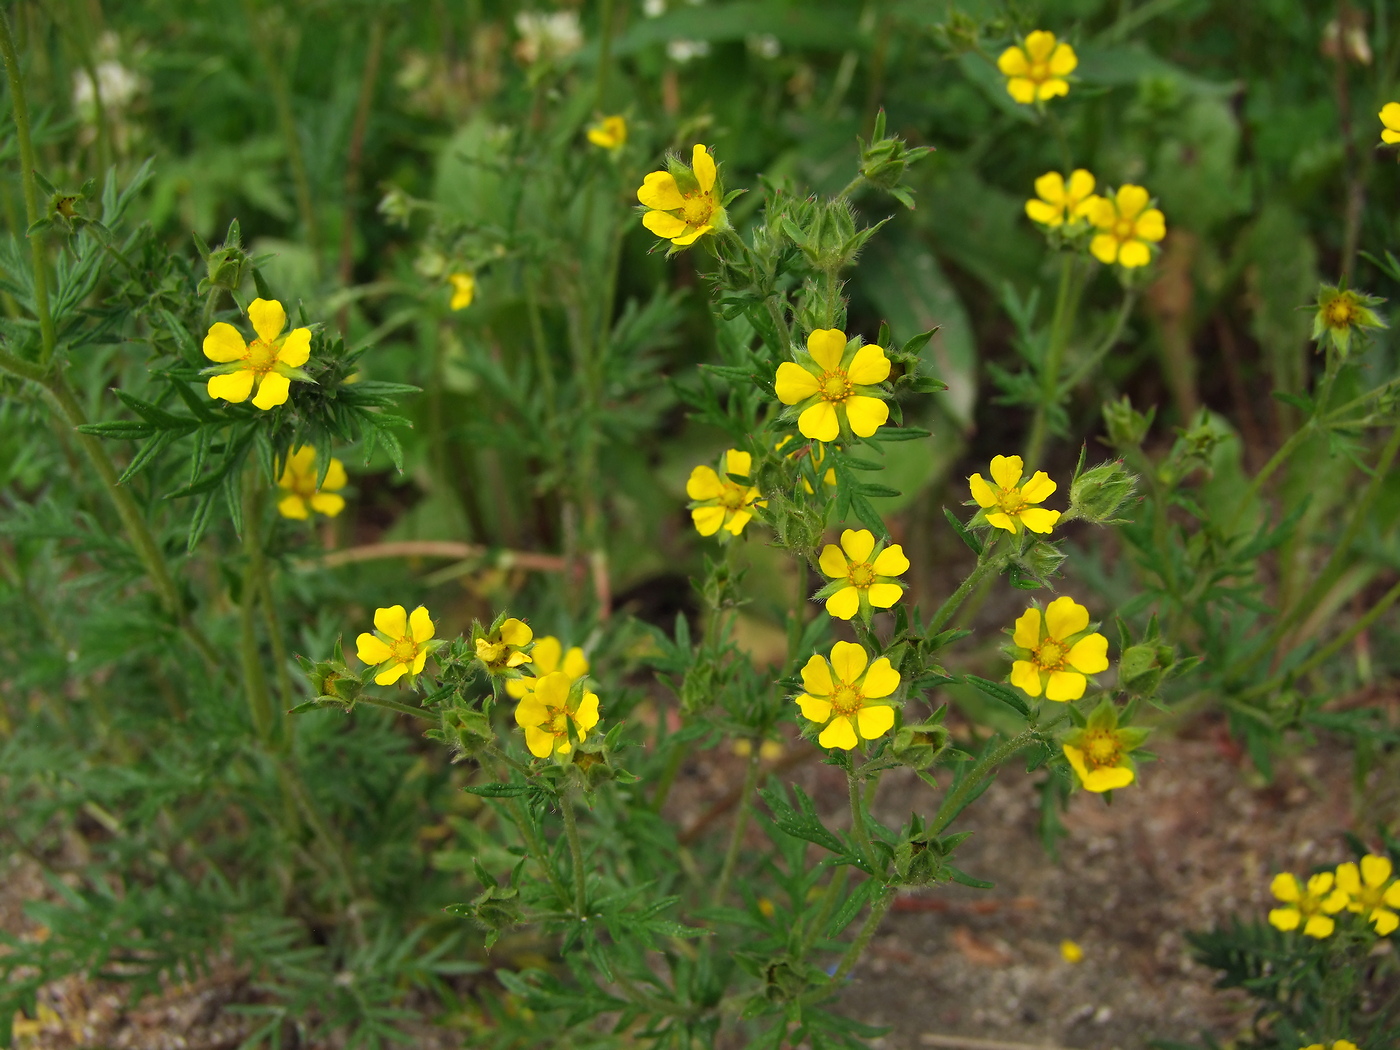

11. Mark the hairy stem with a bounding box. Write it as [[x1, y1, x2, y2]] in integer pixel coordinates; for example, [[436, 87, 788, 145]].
[[560, 791, 588, 917], [712, 742, 763, 906], [1023, 254, 1076, 467], [927, 534, 1002, 634], [929, 729, 1040, 837], [847, 764, 873, 859], [830, 885, 893, 982]]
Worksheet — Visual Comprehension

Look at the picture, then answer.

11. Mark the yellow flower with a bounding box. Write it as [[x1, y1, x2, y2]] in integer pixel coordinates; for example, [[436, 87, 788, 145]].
[[968, 455, 1060, 534], [1381, 101, 1400, 144], [475, 617, 534, 674], [513, 670, 600, 758], [1025, 169, 1097, 227], [1335, 854, 1400, 935], [1300, 1042, 1360, 1050], [1269, 871, 1349, 938], [776, 435, 836, 493], [997, 30, 1077, 104], [587, 114, 627, 150], [1009, 596, 1109, 701], [1312, 285, 1387, 356], [816, 528, 909, 620], [505, 636, 589, 700], [1059, 939, 1084, 963], [1061, 700, 1146, 793], [202, 297, 312, 410], [356, 605, 436, 685], [638, 143, 726, 247], [1087, 186, 1166, 269], [795, 641, 900, 750], [276, 447, 348, 520], [448, 272, 476, 310], [687, 449, 764, 537], [775, 329, 890, 442]]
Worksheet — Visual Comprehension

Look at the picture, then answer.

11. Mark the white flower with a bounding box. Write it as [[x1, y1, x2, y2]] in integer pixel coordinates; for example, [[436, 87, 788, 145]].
[[72, 60, 143, 122], [666, 38, 711, 62], [514, 11, 583, 64], [642, 0, 666, 15]]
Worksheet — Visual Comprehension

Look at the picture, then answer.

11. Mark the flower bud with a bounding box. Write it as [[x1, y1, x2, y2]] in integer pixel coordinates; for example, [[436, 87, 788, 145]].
[[1068, 460, 1138, 525], [197, 218, 250, 297], [893, 721, 951, 771], [1101, 395, 1154, 450], [1117, 643, 1171, 697]]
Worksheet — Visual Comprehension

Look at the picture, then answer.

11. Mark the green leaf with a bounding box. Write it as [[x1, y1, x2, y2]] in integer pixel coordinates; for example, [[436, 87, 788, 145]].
[[963, 675, 1029, 718], [463, 782, 531, 798]]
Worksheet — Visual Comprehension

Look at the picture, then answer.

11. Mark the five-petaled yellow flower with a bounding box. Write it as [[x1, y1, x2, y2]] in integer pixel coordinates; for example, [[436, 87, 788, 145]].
[[1381, 102, 1400, 144], [1026, 169, 1097, 227], [817, 528, 909, 620], [687, 449, 764, 537], [357, 605, 436, 685], [969, 455, 1060, 534], [1087, 186, 1165, 269], [796, 641, 900, 750], [775, 329, 890, 442], [1061, 700, 1147, 793], [588, 114, 627, 150], [1336, 855, 1400, 936], [997, 31, 1077, 104], [276, 447, 348, 520], [1010, 596, 1109, 701], [505, 636, 589, 700], [476, 617, 534, 674], [202, 297, 312, 410], [514, 670, 600, 758], [638, 144, 725, 247], [1269, 871, 1348, 938], [1300, 1041, 1360, 1050], [448, 272, 476, 311]]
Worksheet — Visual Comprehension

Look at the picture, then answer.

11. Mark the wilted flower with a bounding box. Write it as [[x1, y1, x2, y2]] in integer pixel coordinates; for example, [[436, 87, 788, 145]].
[[1312, 284, 1386, 356], [476, 618, 534, 674]]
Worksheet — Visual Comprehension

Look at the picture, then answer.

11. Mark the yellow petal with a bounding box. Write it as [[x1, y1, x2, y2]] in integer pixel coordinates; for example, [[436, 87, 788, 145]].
[[989, 455, 1021, 490], [1302, 914, 1334, 938], [322, 458, 348, 491], [1006, 77, 1037, 104], [1267, 906, 1301, 931], [800, 654, 834, 696], [968, 473, 998, 508], [1024, 30, 1056, 62], [1135, 209, 1166, 242], [775, 361, 821, 404], [843, 395, 888, 437], [828, 640, 868, 684], [1045, 596, 1089, 639], [1067, 633, 1109, 674], [686, 465, 723, 500], [1025, 198, 1063, 226], [278, 327, 312, 368], [985, 511, 1018, 533], [375, 662, 409, 685], [500, 618, 533, 646], [1066, 169, 1095, 202], [1062, 743, 1089, 782], [855, 704, 894, 741], [1335, 861, 1361, 895], [1090, 234, 1121, 265], [818, 715, 858, 750], [1386, 129, 1400, 144], [203, 322, 247, 362], [691, 506, 726, 536], [797, 692, 833, 724], [449, 272, 476, 310], [1361, 854, 1393, 887], [1087, 196, 1117, 228], [1045, 670, 1086, 701], [1271, 872, 1301, 902], [531, 637, 562, 675], [643, 209, 688, 239], [638, 170, 685, 210], [1117, 240, 1151, 269], [309, 492, 345, 517], [691, 144, 716, 193], [846, 344, 890, 385], [724, 449, 752, 477], [1020, 471, 1056, 503], [1082, 765, 1133, 792], [669, 223, 711, 246], [825, 586, 860, 620], [413, 650, 428, 674], [996, 45, 1028, 75], [1039, 78, 1070, 100], [575, 691, 601, 732], [1018, 507, 1061, 534], [1010, 660, 1042, 696], [524, 725, 555, 758], [248, 298, 287, 344], [806, 328, 848, 371], [562, 647, 589, 679], [375, 605, 408, 637], [860, 657, 900, 698], [1371, 909, 1400, 936], [724, 509, 752, 535], [840, 529, 875, 563], [1115, 184, 1150, 220], [278, 495, 310, 520], [871, 545, 909, 576], [252, 372, 291, 410], [1306, 872, 1336, 897], [1048, 42, 1077, 75], [1383, 102, 1400, 131], [208, 369, 255, 403], [1033, 171, 1066, 205], [410, 606, 435, 643], [866, 583, 903, 608], [1012, 608, 1042, 649], [798, 401, 839, 441], [505, 676, 534, 699], [818, 543, 849, 579], [357, 633, 393, 665]]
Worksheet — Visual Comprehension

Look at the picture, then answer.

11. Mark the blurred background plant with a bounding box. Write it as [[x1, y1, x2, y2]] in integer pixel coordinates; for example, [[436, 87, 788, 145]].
[[1, 0, 1398, 1047]]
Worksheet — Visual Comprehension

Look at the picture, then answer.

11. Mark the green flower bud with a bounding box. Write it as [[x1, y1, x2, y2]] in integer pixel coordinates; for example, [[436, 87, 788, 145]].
[[892, 721, 951, 771], [1068, 460, 1139, 525], [197, 218, 250, 297], [1102, 395, 1154, 450]]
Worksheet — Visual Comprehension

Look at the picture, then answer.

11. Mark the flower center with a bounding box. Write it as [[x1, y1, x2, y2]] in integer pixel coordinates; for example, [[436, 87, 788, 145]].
[[544, 706, 568, 736], [820, 370, 852, 402], [1083, 728, 1120, 769], [1033, 638, 1067, 671], [390, 637, 418, 665], [246, 339, 277, 375], [682, 193, 714, 227], [717, 481, 748, 511], [1114, 219, 1135, 241], [1029, 60, 1050, 81], [830, 684, 863, 717], [996, 488, 1026, 514], [847, 562, 876, 588], [1324, 298, 1355, 328]]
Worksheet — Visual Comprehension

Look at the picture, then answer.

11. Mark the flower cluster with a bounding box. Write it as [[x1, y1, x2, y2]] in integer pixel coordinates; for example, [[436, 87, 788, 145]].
[[1269, 854, 1400, 938]]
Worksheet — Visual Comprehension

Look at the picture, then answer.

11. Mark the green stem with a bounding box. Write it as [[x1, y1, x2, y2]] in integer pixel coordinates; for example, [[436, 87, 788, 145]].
[[800, 864, 849, 953], [830, 886, 893, 982], [836, 173, 865, 200], [240, 478, 277, 743], [929, 729, 1039, 836], [253, 535, 297, 726], [1223, 422, 1311, 534], [508, 796, 571, 905], [593, 0, 616, 110], [1023, 254, 1076, 466], [847, 765, 872, 860], [1059, 290, 1138, 391], [712, 742, 763, 906], [524, 273, 558, 412], [560, 791, 588, 917], [485, 742, 536, 779], [0, 7, 58, 365], [650, 736, 686, 812], [927, 534, 1002, 634], [353, 693, 437, 722]]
